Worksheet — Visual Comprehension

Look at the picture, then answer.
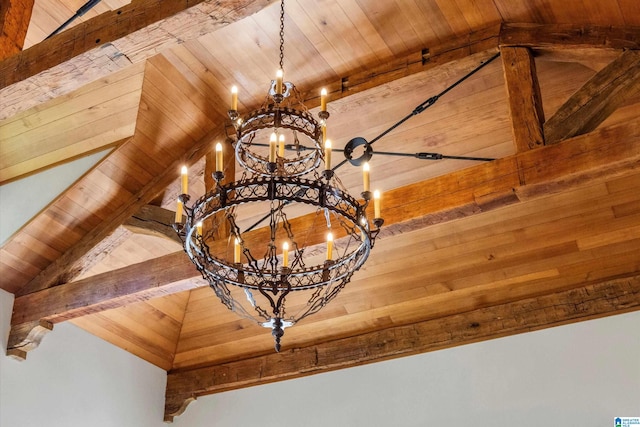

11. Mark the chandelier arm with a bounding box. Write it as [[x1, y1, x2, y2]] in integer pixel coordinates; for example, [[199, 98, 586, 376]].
[[176, 0, 384, 351]]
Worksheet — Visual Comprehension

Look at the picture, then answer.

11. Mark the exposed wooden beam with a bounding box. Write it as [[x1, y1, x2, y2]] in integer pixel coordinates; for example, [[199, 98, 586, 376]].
[[544, 50, 640, 145], [501, 46, 545, 151], [499, 23, 640, 50], [11, 35, 501, 297], [5, 319, 52, 361], [11, 251, 205, 329], [9, 118, 640, 359], [164, 273, 640, 421], [0, 0, 275, 88], [14, 125, 224, 297], [123, 204, 182, 244], [0, 61, 144, 184], [0, 0, 277, 118], [0, 0, 34, 59], [306, 24, 500, 107]]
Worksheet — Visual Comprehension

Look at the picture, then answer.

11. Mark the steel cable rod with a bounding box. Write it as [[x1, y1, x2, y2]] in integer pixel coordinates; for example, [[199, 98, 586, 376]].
[[244, 52, 500, 232]]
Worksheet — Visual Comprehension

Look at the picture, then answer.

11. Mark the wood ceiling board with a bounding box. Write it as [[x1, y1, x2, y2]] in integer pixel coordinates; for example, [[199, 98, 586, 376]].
[[4, 0, 640, 409], [165, 274, 640, 420], [0, 0, 34, 58], [0, 64, 143, 135], [74, 232, 181, 279], [169, 168, 640, 369], [1, 56, 220, 296], [0, 65, 143, 181], [618, 0, 640, 26], [159, 49, 232, 123], [24, 0, 131, 49], [140, 58, 216, 143], [9, 115, 634, 321], [2, 1, 279, 121], [71, 301, 180, 370], [287, 0, 383, 73]]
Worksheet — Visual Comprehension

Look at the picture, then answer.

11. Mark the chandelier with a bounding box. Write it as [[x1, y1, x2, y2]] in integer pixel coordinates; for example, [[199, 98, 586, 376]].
[[173, 0, 383, 352]]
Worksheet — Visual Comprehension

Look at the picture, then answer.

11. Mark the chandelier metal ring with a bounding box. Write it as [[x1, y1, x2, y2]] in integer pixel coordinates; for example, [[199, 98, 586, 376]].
[[173, 0, 383, 352], [181, 176, 372, 292], [236, 103, 323, 177]]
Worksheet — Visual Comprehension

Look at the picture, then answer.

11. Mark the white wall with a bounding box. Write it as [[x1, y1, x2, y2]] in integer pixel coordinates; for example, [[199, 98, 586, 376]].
[[0, 149, 110, 244], [0, 289, 166, 427], [2, 285, 638, 427], [172, 311, 640, 427]]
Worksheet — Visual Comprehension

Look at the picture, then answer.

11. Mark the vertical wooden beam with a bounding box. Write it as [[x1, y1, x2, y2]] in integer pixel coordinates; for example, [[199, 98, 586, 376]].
[[0, 0, 34, 59], [544, 50, 640, 145], [501, 46, 545, 151]]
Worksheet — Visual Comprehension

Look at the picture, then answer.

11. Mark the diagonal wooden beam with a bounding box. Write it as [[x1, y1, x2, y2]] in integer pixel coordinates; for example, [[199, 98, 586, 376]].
[[0, 0, 277, 119], [501, 46, 545, 151], [0, 0, 34, 59], [14, 126, 225, 297], [544, 50, 640, 145], [123, 204, 182, 244], [8, 118, 640, 359], [499, 23, 640, 50], [164, 273, 640, 421], [10, 34, 501, 297], [0, 0, 276, 88]]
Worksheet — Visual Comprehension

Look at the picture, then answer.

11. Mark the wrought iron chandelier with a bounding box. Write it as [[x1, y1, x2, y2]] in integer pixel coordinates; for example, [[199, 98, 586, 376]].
[[173, 0, 383, 352]]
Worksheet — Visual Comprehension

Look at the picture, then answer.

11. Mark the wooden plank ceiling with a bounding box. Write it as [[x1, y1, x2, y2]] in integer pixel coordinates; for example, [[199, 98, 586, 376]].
[[1, 0, 639, 422]]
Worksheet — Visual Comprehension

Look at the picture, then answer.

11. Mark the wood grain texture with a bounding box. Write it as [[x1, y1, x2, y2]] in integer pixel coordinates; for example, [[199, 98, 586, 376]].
[[501, 47, 545, 151], [123, 205, 182, 244], [0, 0, 276, 88], [544, 50, 640, 144], [0, 62, 145, 183], [499, 23, 640, 50], [8, 55, 222, 296], [0, 0, 277, 118], [165, 273, 640, 421], [9, 117, 640, 360], [3, 30, 503, 297], [0, 0, 34, 58], [3, 2, 640, 414], [5, 319, 52, 360]]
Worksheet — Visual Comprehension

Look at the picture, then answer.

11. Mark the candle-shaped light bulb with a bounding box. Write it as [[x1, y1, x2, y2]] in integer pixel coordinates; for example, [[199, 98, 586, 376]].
[[276, 69, 283, 95], [320, 88, 327, 112], [196, 221, 203, 236], [215, 142, 223, 172], [374, 190, 381, 218], [278, 134, 285, 157], [181, 165, 188, 194], [231, 85, 238, 110], [282, 242, 289, 267], [175, 200, 183, 223], [324, 139, 332, 170], [234, 237, 241, 264], [326, 232, 333, 260], [269, 132, 277, 163], [363, 162, 370, 192]]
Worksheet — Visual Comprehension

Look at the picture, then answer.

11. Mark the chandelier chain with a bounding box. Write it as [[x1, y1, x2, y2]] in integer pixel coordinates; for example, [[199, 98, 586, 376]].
[[279, 0, 285, 71]]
